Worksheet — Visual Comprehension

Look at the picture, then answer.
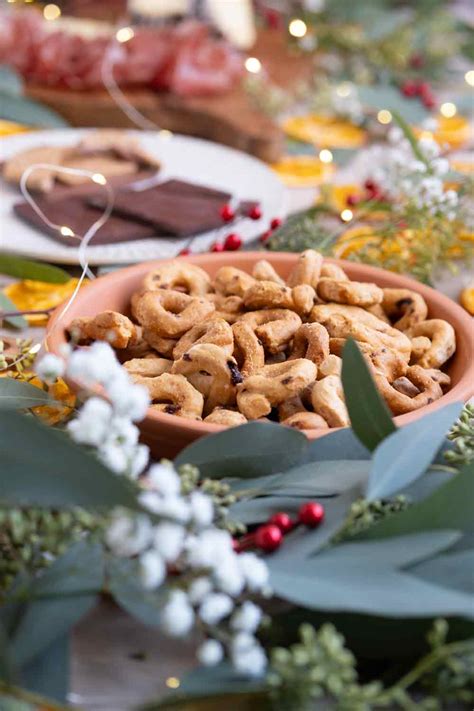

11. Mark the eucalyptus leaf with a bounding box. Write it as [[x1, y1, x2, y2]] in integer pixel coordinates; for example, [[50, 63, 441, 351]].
[[9, 542, 103, 667], [0, 293, 28, 329], [410, 549, 474, 595], [0, 65, 23, 96], [19, 634, 69, 703], [304, 427, 370, 461], [357, 463, 474, 541], [366, 402, 463, 501], [270, 531, 474, 619], [175, 422, 307, 479], [0, 93, 68, 128], [107, 557, 166, 627], [341, 339, 396, 451], [0, 255, 69, 284], [0, 379, 54, 411], [0, 411, 139, 510]]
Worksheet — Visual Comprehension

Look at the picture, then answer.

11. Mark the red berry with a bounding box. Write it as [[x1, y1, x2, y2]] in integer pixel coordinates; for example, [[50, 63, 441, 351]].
[[223, 233, 242, 251], [401, 80, 418, 97], [211, 242, 224, 252], [255, 524, 283, 552], [422, 94, 436, 109], [260, 230, 272, 243], [298, 501, 325, 528], [248, 205, 262, 220], [416, 81, 431, 97], [220, 204, 235, 222], [364, 179, 377, 192], [346, 194, 361, 207], [410, 53, 424, 69], [178, 248, 190, 256], [269, 512, 294, 533], [270, 217, 282, 230]]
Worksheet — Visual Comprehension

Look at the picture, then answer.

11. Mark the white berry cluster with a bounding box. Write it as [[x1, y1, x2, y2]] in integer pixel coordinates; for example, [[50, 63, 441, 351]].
[[37, 342, 150, 477], [107, 461, 269, 676], [36, 342, 270, 677], [366, 123, 458, 220]]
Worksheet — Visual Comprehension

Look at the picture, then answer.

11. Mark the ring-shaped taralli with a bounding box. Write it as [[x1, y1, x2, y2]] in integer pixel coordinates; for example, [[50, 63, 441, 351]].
[[124, 357, 172, 378], [240, 309, 302, 354], [204, 409, 247, 426], [145, 373, 204, 419], [410, 336, 432, 364], [206, 294, 244, 323], [232, 320, 265, 377], [135, 290, 215, 338], [282, 412, 329, 430], [310, 375, 349, 428], [287, 249, 323, 288], [320, 263, 349, 281], [328, 338, 407, 382], [289, 323, 330, 366], [381, 288, 428, 331], [252, 259, 285, 286], [317, 278, 383, 308], [320, 311, 412, 361], [143, 261, 211, 295], [392, 376, 421, 398], [408, 319, 456, 369], [317, 354, 342, 379], [236, 358, 317, 420], [375, 365, 443, 415], [68, 311, 140, 349], [172, 343, 242, 414], [173, 318, 234, 360], [213, 267, 256, 297], [243, 281, 294, 310], [291, 285, 316, 316], [142, 329, 177, 358]]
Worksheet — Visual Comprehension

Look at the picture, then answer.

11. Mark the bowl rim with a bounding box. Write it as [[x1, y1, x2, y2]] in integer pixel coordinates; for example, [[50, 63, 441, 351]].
[[46, 251, 474, 438]]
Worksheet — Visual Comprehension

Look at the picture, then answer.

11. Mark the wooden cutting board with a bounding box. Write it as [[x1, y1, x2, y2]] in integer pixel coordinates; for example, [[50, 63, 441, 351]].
[[25, 30, 313, 163]]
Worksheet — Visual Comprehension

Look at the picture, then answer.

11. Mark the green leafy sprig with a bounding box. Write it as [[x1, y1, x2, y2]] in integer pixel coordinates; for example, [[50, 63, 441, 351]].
[[445, 403, 474, 469]]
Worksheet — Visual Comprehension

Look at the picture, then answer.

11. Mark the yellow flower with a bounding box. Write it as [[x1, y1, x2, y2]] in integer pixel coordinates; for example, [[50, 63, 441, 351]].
[[271, 156, 335, 187], [283, 115, 367, 149], [3, 278, 86, 326]]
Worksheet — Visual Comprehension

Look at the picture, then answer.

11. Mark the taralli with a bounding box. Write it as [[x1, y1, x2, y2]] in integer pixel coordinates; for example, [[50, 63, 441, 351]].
[[68, 311, 140, 349], [237, 359, 317, 419], [173, 318, 234, 360], [289, 323, 329, 365], [317, 278, 383, 308], [68, 253, 456, 431], [143, 262, 211, 295], [408, 320, 456, 369], [375, 366, 443, 415], [204, 409, 247, 426], [382, 288, 428, 331], [287, 250, 323, 288], [252, 260, 285, 286], [144, 373, 204, 419], [135, 290, 215, 338], [172, 343, 242, 414], [310, 375, 349, 428]]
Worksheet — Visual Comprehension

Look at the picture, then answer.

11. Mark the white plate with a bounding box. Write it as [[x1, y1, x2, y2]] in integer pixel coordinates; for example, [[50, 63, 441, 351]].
[[0, 129, 286, 265]]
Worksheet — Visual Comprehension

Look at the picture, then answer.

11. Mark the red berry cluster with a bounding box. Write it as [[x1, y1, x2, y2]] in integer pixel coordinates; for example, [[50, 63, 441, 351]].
[[212, 203, 265, 252], [260, 216, 282, 245], [233, 501, 325, 554], [400, 80, 436, 109], [345, 179, 385, 208]]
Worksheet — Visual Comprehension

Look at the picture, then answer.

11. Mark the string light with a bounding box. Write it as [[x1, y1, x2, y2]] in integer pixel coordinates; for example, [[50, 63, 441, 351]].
[[319, 149, 333, 164], [116, 27, 135, 44], [43, 4, 61, 20], [159, 129, 173, 140], [420, 131, 434, 140], [465, 70, 474, 86], [377, 109, 392, 125], [289, 19, 307, 38], [60, 226, 75, 238], [165, 677, 180, 689], [245, 57, 262, 74], [440, 102, 457, 118], [92, 173, 107, 185], [28, 343, 42, 356], [336, 82, 352, 97], [340, 209, 353, 222]]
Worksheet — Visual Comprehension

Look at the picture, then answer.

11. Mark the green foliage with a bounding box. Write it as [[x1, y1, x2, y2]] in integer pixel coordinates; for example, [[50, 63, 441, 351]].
[[445, 403, 474, 468], [0, 255, 70, 285], [267, 211, 337, 254], [0, 379, 53, 411], [0, 64, 67, 128], [0, 294, 27, 330]]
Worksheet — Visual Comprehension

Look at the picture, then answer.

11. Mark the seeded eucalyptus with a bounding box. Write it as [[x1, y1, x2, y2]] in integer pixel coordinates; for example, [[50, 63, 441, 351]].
[[332, 495, 409, 544], [445, 403, 474, 468]]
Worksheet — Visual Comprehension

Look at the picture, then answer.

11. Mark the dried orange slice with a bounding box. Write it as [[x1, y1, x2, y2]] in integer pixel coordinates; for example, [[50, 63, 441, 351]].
[[283, 115, 367, 149], [3, 278, 86, 326], [271, 155, 335, 187], [460, 286, 474, 315]]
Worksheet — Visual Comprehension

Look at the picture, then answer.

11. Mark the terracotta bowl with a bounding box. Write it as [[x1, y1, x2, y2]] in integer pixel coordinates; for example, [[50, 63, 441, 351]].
[[46, 252, 474, 458]]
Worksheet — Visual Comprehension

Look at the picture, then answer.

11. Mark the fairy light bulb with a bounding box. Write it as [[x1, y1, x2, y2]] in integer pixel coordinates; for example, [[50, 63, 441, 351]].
[[116, 27, 135, 43], [440, 102, 457, 118], [336, 82, 352, 97], [60, 226, 75, 238], [166, 677, 180, 689], [340, 209, 353, 222], [43, 4, 61, 20], [377, 110, 392, 125], [464, 70, 474, 86], [289, 19, 307, 38], [319, 149, 333, 164], [245, 57, 262, 74], [28, 343, 42, 356], [92, 173, 107, 185]]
